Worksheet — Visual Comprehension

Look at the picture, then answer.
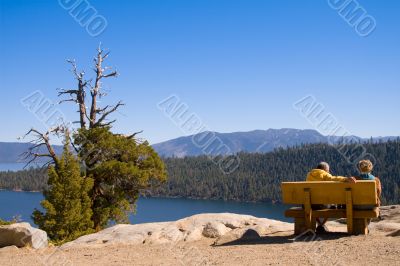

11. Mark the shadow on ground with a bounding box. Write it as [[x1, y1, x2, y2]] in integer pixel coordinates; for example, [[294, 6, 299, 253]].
[[213, 229, 349, 247]]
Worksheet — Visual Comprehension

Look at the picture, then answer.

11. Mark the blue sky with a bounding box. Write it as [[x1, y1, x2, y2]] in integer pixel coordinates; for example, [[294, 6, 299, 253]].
[[0, 0, 399, 144]]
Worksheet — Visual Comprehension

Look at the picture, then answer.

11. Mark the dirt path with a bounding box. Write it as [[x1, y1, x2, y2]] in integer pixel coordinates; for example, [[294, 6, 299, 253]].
[[1, 225, 399, 266]]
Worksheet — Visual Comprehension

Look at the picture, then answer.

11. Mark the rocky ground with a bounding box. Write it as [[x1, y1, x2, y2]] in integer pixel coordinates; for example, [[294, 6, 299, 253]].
[[0, 205, 399, 266]]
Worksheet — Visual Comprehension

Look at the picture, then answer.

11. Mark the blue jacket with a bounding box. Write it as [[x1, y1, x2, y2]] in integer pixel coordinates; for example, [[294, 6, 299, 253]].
[[358, 173, 375, 180]]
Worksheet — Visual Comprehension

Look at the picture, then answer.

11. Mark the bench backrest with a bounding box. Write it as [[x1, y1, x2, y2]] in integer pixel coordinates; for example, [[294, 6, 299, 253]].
[[281, 181, 377, 205]]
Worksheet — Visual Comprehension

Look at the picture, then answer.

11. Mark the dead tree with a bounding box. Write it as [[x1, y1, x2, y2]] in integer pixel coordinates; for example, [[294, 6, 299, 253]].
[[24, 45, 124, 167], [58, 45, 120, 130], [57, 59, 89, 129]]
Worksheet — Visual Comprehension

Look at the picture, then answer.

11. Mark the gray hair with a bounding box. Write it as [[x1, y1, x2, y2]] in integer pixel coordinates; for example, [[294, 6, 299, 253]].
[[316, 162, 330, 171]]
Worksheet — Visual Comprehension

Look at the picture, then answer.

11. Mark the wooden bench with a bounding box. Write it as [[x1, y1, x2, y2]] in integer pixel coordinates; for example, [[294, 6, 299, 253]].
[[281, 181, 380, 235]]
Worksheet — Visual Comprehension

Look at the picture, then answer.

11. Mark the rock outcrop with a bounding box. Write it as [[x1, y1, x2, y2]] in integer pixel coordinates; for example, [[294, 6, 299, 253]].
[[370, 205, 400, 235], [326, 205, 400, 236], [61, 213, 292, 249], [376, 205, 400, 223], [202, 222, 231, 238], [0, 223, 48, 249]]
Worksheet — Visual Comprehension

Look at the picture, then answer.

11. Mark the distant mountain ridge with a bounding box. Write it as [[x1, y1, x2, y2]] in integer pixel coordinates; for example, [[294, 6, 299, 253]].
[[0, 129, 398, 162], [152, 128, 398, 158], [0, 142, 63, 163]]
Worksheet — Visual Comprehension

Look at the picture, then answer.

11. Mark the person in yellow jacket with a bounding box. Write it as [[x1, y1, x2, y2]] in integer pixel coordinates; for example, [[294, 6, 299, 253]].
[[306, 162, 356, 233], [307, 162, 356, 183]]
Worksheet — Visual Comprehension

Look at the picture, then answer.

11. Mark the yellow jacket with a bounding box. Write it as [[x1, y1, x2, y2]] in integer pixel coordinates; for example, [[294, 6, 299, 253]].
[[306, 169, 348, 182]]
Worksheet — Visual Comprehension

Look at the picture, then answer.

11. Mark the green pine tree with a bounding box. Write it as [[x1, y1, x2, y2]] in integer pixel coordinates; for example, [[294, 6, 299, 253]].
[[32, 132, 94, 244], [75, 127, 167, 230]]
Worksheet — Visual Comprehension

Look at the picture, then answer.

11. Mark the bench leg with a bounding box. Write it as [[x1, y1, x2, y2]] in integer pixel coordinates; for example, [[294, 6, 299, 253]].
[[353, 218, 369, 235], [294, 218, 306, 234], [294, 218, 316, 234], [311, 217, 317, 231]]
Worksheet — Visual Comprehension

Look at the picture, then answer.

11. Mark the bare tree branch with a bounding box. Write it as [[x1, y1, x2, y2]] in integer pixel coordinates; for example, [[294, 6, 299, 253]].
[[114, 130, 144, 143], [96, 105, 110, 114], [69, 134, 80, 154], [99, 119, 117, 127], [58, 98, 77, 104], [126, 130, 143, 139], [102, 71, 118, 78], [93, 101, 124, 127], [21, 127, 64, 169], [57, 59, 89, 129], [23, 155, 53, 170], [57, 89, 79, 96], [89, 46, 119, 128], [56, 47, 121, 131]]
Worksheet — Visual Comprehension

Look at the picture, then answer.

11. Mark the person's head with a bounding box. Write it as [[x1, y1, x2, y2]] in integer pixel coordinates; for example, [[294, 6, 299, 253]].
[[316, 162, 330, 173], [358, 159, 373, 174]]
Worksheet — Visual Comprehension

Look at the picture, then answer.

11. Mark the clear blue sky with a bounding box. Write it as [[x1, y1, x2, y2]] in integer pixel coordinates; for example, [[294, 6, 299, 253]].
[[0, 0, 399, 144]]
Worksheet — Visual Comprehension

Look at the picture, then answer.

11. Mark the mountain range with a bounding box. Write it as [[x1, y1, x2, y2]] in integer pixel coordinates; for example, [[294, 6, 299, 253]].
[[0, 128, 398, 162], [152, 128, 397, 157]]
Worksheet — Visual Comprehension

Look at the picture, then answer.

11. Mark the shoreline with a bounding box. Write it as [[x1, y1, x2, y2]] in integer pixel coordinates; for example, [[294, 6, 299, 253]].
[[0, 189, 41, 193], [0, 189, 282, 204]]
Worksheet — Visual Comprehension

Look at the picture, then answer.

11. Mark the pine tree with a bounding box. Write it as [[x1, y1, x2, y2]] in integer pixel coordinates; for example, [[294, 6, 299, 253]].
[[32, 133, 94, 244], [24, 48, 167, 232], [75, 127, 167, 230]]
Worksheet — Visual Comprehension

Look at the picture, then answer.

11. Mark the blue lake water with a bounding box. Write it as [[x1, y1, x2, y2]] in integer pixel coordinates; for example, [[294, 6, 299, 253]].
[[0, 163, 290, 225], [0, 190, 289, 226]]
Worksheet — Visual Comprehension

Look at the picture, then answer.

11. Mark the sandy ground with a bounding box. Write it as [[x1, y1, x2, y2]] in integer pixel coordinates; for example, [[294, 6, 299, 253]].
[[1, 223, 399, 266]]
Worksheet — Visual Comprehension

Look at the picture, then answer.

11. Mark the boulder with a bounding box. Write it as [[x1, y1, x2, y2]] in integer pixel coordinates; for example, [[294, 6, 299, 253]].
[[378, 205, 400, 223], [61, 213, 293, 249], [366, 206, 400, 233], [202, 222, 231, 238], [61, 222, 169, 248], [146, 224, 185, 244], [0, 223, 48, 249], [184, 227, 203, 242]]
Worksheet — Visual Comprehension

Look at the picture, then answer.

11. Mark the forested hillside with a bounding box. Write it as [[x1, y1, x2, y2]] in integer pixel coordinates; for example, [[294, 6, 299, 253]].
[[1, 140, 399, 204], [154, 140, 400, 205], [0, 168, 47, 191]]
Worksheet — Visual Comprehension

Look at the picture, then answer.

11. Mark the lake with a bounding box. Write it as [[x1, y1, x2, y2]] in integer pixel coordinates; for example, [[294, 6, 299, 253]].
[[0, 190, 289, 226], [0, 163, 290, 225]]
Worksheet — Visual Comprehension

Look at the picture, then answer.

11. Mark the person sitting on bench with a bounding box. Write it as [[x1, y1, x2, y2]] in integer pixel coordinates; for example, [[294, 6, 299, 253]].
[[307, 162, 356, 183], [354, 160, 379, 210], [356, 159, 375, 181], [306, 162, 356, 232]]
